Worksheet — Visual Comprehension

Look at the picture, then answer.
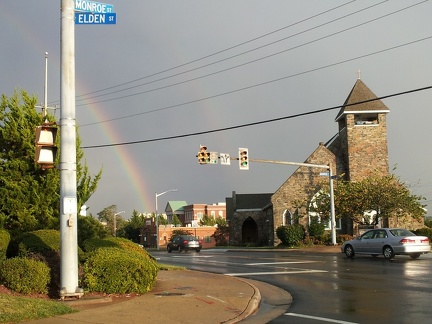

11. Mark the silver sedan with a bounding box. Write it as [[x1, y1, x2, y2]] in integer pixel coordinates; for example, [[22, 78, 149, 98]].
[[341, 228, 431, 259]]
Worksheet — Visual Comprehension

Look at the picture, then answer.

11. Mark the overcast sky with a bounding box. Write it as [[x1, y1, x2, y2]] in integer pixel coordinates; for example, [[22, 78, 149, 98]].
[[1, 0, 431, 219]]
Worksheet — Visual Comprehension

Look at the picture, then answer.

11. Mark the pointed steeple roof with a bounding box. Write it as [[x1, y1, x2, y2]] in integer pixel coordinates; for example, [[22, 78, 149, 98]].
[[335, 79, 390, 121]]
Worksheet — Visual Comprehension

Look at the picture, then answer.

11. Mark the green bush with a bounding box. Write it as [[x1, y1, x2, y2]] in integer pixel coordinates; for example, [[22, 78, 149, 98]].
[[83, 237, 156, 261], [77, 215, 108, 249], [308, 222, 326, 237], [9, 230, 84, 296], [414, 228, 432, 241], [276, 224, 305, 247], [19, 229, 61, 255], [0, 229, 10, 263], [82, 247, 159, 294], [0, 257, 50, 294]]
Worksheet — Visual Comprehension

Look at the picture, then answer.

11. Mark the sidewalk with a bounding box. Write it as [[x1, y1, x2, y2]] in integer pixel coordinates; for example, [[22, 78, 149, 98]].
[[24, 270, 261, 324], [24, 246, 340, 324]]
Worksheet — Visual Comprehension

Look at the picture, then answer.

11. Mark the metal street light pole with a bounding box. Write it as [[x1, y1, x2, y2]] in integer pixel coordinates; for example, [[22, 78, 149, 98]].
[[237, 158, 337, 245], [113, 211, 125, 237], [155, 189, 178, 250], [59, 0, 81, 299]]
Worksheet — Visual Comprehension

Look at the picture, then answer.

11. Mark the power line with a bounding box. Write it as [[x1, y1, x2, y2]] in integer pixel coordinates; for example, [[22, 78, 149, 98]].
[[64, 1, 357, 103], [75, 0, 389, 104], [75, 2, 430, 124], [81, 85, 432, 149], [79, 35, 432, 127], [76, 0, 410, 105]]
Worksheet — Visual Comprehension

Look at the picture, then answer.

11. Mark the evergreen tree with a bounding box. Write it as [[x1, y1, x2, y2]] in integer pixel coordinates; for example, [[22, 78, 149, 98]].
[[0, 90, 101, 234], [171, 214, 181, 226], [123, 210, 145, 243]]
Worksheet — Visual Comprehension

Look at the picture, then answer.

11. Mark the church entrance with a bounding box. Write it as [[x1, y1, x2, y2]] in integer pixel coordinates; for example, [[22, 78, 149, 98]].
[[242, 217, 258, 245]]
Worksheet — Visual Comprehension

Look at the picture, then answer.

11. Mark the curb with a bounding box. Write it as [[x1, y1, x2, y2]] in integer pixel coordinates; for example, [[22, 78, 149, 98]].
[[224, 277, 262, 324]]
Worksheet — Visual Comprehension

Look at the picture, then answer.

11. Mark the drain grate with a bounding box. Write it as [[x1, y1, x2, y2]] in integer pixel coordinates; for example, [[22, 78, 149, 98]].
[[154, 292, 185, 296]]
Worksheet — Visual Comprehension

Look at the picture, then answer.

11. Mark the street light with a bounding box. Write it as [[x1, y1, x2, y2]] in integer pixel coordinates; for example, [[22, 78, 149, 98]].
[[113, 211, 125, 237], [155, 189, 178, 250]]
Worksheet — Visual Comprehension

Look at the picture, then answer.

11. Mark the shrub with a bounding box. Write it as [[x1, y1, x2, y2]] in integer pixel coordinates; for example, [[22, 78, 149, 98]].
[[82, 247, 159, 294], [77, 215, 108, 249], [0, 257, 50, 294], [308, 222, 326, 237], [0, 229, 10, 263], [212, 225, 229, 246], [82, 237, 156, 261], [414, 228, 432, 241], [18, 230, 61, 255], [9, 230, 84, 297], [276, 224, 305, 247], [337, 234, 354, 243]]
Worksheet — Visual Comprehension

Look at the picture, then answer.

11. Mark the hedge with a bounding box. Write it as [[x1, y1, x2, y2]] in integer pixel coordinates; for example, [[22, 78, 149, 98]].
[[82, 247, 159, 294], [0, 257, 50, 294]]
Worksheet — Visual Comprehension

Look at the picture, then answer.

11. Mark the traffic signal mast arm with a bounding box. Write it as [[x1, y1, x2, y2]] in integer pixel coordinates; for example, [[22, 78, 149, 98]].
[[231, 157, 330, 170], [196, 146, 336, 246]]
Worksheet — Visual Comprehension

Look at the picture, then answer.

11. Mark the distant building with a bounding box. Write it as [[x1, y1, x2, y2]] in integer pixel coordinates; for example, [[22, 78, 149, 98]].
[[140, 201, 227, 248]]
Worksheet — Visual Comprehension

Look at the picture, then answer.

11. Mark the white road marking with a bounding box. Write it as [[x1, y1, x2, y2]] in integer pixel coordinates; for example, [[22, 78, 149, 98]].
[[285, 313, 359, 323], [225, 270, 327, 276], [246, 261, 319, 265]]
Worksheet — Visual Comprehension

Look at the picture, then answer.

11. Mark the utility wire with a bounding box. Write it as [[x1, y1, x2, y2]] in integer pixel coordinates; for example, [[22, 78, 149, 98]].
[[75, 0, 390, 103], [65, 0, 357, 102], [81, 85, 432, 149], [79, 35, 432, 127], [76, 0, 425, 107]]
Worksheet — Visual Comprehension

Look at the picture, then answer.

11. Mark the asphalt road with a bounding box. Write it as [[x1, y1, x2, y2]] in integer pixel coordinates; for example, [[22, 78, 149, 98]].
[[153, 249, 432, 323]]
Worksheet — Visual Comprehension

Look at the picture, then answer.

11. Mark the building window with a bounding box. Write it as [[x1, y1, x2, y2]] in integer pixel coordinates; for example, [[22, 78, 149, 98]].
[[354, 113, 379, 125], [282, 209, 294, 226], [308, 190, 341, 230], [211, 211, 216, 218]]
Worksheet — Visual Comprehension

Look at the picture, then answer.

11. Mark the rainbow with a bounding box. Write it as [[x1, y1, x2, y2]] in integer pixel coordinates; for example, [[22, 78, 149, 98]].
[[78, 99, 155, 213], [1, 5, 154, 214]]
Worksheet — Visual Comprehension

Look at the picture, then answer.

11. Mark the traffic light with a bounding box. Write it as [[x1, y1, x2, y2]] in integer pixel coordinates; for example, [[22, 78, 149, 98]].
[[239, 148, 249, 170], [197, 145, 210, 164], [35, 123, 58, 170]]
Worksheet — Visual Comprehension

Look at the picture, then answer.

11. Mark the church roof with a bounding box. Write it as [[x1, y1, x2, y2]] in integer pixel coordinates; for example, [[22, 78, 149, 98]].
[[335, 79, 390, 121]]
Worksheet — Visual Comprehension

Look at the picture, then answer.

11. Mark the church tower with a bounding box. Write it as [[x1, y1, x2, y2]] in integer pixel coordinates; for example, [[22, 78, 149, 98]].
[[335, 78, 390, 181]]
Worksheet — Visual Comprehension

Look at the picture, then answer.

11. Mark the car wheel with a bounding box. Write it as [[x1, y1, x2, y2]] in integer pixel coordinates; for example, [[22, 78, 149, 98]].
[[409, 253, 421, 259], [178, 246, 182, 253], [344, 245, 355, 258], [383, 246, 395, 259], [167, 246, 172, 253]]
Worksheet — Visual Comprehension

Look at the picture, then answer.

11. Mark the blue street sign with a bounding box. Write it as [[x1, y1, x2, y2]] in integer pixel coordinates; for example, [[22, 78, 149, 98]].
[[75, 0, 114, 14], [75, 12, 116, 24]]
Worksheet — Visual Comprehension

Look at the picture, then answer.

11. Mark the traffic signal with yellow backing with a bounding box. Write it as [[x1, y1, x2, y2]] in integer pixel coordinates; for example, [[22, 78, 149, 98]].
[[35, 123, 58, 169]]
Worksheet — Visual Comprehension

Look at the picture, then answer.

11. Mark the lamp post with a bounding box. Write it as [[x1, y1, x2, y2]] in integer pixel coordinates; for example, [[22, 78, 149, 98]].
[[155, 189, 178, 250], [113, 211, 125, 237]]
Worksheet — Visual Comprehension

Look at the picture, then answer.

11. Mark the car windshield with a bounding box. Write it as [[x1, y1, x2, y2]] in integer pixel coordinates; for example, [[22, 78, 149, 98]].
[[389, 229, 415, 237]]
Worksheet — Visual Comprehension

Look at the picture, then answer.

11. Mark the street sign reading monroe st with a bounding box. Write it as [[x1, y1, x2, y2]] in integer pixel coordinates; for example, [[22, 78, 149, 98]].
[[74, 0, 116, 25], [75, 0, 114, 13]]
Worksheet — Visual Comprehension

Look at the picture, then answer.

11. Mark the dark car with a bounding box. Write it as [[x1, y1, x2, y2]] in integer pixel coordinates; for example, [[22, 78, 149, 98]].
[[167, 235, 202, 253], [341, 228, 431, 259]]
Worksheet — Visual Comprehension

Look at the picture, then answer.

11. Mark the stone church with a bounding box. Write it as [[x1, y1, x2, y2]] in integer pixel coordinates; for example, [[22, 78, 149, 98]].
[[226, 78, 422, 246]]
